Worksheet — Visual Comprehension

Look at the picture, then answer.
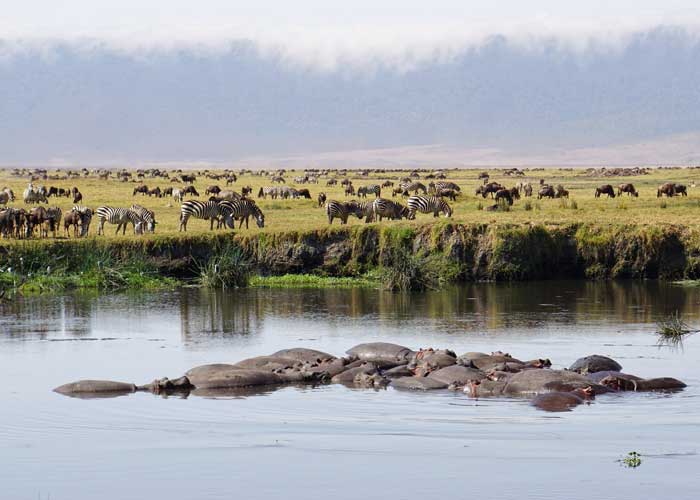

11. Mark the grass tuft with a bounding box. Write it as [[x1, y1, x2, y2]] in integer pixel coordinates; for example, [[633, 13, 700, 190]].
[[197, 245, 251, 289], [656, 311, 697, 347]]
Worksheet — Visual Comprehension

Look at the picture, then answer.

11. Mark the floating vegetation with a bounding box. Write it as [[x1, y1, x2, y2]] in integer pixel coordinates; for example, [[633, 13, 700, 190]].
[[619, 451, 643, 468], [656, 311, 698, 347]]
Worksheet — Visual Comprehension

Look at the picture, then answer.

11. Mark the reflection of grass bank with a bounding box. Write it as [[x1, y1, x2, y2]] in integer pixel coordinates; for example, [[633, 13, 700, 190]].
[[250, 274, 379, 288]]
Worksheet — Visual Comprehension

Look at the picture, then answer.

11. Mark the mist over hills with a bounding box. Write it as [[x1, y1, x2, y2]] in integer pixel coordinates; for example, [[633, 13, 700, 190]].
[[1, 26, 699, 166]]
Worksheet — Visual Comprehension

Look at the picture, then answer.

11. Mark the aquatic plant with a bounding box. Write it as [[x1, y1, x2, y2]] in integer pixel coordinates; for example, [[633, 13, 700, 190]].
[[619, 451, 642, 468], [656, 311, 697, 347], [197, 244, 251, 289]]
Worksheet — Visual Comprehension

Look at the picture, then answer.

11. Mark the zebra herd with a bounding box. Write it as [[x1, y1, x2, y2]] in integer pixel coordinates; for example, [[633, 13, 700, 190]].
[[324, 196, 453, 224], [179, 199, 264, 232], [95, 205, 156, 235]]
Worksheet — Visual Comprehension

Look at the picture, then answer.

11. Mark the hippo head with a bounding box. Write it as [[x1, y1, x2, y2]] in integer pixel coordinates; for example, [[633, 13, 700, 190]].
[[600, 375, 638, 392], [571, 386, 596, 400]]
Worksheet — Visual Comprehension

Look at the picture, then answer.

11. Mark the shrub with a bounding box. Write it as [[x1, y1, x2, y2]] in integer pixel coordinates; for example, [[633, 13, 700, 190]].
[[197, 245, 251, 289]]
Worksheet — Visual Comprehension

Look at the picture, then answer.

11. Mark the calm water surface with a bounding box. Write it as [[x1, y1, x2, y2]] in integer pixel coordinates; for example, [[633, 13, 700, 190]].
[[1, 281, 699, 500]]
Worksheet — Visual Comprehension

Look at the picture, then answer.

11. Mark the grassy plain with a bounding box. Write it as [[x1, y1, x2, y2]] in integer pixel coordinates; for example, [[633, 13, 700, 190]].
[[1, 166, 700, 242]]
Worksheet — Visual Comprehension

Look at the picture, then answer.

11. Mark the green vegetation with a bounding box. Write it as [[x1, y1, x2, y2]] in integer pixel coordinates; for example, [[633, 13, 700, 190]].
[[620, 452, 643, 468], [196, 244, 251, 289], [656, 311, 697, 347]]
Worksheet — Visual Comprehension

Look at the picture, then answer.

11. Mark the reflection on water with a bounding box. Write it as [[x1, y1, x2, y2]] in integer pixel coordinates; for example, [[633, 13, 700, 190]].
[[3, 281, 700, 341], [1, 281, 700, 500]]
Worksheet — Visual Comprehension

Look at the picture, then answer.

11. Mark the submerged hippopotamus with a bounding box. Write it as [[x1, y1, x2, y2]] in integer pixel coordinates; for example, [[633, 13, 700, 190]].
[[346, 342, 415, 367], [53, 380, 138, 398], [53, 345, 687, 412], [569, 355, 622, 374], [531, 387, 595, 412]]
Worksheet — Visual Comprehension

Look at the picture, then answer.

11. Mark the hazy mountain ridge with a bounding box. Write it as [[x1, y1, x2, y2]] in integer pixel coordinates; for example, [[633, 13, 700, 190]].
[[1, 26, 699, 165]]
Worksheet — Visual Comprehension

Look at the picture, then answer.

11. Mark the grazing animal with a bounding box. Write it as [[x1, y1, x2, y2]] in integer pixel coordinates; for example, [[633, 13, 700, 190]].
[[133, 185, 149, 196], [594, 185, 616, 198], [674, 183, 688, 196], [392, 187, 409, 197], [326, 200, 362, 225], [162, 187, 173, 197], [205, 185, 221, 195], [258, 186, 279, 199], [172, 188, 184, 203], [537, 186, 556, 199], [617, 183, 638, 197], [220, 199, 265, 229], [182, 186, 199, 197], [381, 180, 394, 188], [130, 204, 157, 233], [95, 206, 145, 235], [326, 179, 338, 186], [241, 186, 252, 196], [406, 195, 452, 219], [71, 206, 93, 237], [296, 188, 312, 199], [2, 187, 16, 202], [344, 185, 356, 197], [45, 207, 62, 238], [318, 192, 327, 207], [147, 187, 162, 198], [63, 209, 84, 237], [271, 176, 285, 184], [478, 182, 504, 199], [0, 192, 9, 206], [494, 189, 514, 206], [179, 200, 234, 232], [23, 184, 48, 204], [358, 185, 381, 198], [429, 181, 461, 193], [180, 174, 196, 184], [436, 189, 459, 201], [371, 198, 409, 221], [657, 183, 676, 197], [555, 185, 569, 198], [399, 181, 427, 195]]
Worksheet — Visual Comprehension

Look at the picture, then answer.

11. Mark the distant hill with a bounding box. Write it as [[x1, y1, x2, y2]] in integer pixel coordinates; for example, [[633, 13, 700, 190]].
[[1, 27, 700, 166]]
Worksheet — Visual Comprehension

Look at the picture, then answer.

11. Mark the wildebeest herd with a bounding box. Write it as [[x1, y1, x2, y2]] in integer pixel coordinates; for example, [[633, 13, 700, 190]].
[[0, 166, 694, 239]]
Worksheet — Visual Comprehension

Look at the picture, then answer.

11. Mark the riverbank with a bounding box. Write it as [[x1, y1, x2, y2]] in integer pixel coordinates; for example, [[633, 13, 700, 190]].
[[1, 222, 699, 293]]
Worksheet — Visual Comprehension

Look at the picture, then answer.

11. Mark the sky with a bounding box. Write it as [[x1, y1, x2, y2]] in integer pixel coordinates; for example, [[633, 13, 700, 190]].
[[2, 1, 700, 165]]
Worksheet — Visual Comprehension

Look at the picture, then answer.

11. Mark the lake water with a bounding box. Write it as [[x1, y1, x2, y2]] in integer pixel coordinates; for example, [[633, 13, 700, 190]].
[[1, 281, 699, 500]]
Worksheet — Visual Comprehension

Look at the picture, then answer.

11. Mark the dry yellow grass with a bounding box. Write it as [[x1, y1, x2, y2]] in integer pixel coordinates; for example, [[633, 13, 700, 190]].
[[2, 166, 700, 241]]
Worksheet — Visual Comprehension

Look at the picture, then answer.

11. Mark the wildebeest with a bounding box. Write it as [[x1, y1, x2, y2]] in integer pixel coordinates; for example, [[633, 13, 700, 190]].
[[537, 186, 556, 199], [182, 186, 199, 197], [73, 189, 83, 204], [594, 185, 616, 198], [181, 174, 196, 184], [326, 179, 338, 186], [318, 192, 327, 207], [205, 185, 221, 195], [381, 180, 394, 188], [344, 185, 355, 197], [555, 185, 569, 198], [477, 182, 504, 198], [241, 186, 252, 197], [674, 183, 688, 196], [147, 187, 162, 198], [133, 185, 149, 196], [162, 186, 173, 197], [436, 189, 458, 201], [296, 188, 312, 199], [657, 183, 676, 197], [617, 183, 638, 197], [494, 189, 515, 206]]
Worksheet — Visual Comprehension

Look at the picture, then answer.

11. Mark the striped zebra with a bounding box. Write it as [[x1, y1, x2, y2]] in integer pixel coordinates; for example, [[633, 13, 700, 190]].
[[95, 206, 145, 235], [257, 186, 279, 199], [72, 205, 93, 237], [371, 198, 409, 221], [130, 204, 157, 233], [326, 200, 362, 225], [428, 181, 461, 193], [357, 185, 381, 198], [220, 199, 265, 229], [179, 200, 233, 231], [399, 181, 427, 194], [406, 196, 453, 220]]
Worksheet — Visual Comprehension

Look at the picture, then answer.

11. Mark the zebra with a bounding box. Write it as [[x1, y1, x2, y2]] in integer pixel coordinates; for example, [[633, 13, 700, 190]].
[[220, 199, 265, 229], [326, 200, 362, 225], [406, 196, 453, 219], [257, 186, 279, 199], [172, 188, 184, 203], [399, 181, 427, 194], [23, 184, 48, 204], [96, 206, 146, 235], [130, 204, 157, 233], [428, 181, 461, 193], [179, 200, 233, 231], [371, 198, 409, 221], [280, 186, 299, 199], [358, 185, 381, 198]]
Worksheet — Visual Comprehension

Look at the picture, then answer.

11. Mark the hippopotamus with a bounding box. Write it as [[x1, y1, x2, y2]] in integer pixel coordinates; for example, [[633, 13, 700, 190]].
[[599, 374, 686, 392], [354, 372, 390, 389], [531, 387, 595, 412], [382, 365, 414, 378], [569, 355, 622, 374], [461, 352, 525, 372], [346, 342, 415, 367], [271, 348, 336, 364], [409, 349, 457, 376], [427, 365, 486, 386], [503, 369, 609, 396], [53, 380, 137, 398], [390, 377, 448, 391], [232, 356, 301, 371], [330, 362, 379, 385], [185, 365, 285, 389], [137, 376, 192, 395], [466, 378, 508, 397]]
